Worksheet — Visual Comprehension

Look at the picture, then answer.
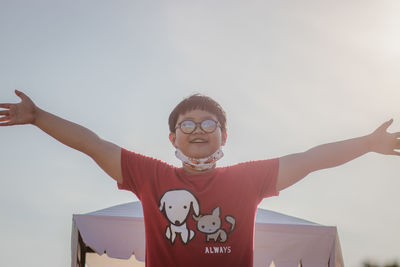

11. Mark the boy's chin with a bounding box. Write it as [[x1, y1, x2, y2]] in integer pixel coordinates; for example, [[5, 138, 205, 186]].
[[186, 150, 213, 159]]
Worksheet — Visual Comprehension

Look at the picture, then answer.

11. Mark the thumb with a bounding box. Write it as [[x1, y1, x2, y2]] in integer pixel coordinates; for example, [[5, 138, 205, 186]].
[[380, 119, 393, 131], [15, 89, 27, 101]]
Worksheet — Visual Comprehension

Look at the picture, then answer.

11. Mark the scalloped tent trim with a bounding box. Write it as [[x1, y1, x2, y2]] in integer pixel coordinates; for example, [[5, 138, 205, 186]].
[[71, 201, 344, 267]]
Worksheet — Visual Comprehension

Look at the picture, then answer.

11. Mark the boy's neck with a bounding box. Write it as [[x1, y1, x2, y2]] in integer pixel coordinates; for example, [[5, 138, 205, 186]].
[[182, 163, 216, 174]]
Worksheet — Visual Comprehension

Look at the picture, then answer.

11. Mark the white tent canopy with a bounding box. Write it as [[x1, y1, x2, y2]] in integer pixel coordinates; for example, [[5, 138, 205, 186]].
[[71, 202, 343, 267]]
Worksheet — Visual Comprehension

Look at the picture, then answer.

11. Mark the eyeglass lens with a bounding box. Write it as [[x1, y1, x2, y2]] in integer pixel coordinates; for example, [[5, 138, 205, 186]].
[[180, 120, 217, 133]]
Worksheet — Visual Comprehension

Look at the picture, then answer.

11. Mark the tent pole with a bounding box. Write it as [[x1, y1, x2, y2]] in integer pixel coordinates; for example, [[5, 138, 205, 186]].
[[78, 232, 86, 267]]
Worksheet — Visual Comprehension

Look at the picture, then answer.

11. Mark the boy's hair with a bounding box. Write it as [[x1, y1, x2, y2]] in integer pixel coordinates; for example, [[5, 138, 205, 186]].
[[168, 94, 227, 133]]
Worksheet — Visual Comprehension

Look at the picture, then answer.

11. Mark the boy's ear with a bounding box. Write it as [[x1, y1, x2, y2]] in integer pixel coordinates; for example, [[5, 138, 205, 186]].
[[169, 132, 177, 148], [221, 131, 227, 146]]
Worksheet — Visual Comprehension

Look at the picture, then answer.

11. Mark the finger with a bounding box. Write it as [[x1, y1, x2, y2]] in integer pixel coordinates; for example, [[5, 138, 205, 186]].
[[394, 132, 400, 138], [0, 121, 13, 126], [0, 116, 10, 122], [0, 103, 12, 109], [0, 110, 9, 116], [391, 150, 400, 156], [380, 119, 393, 131], [15, 89, 27, 101]]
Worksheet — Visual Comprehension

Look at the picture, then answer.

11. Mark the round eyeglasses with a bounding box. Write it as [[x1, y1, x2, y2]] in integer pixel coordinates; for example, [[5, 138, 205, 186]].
[[175, 119, 221, 134]]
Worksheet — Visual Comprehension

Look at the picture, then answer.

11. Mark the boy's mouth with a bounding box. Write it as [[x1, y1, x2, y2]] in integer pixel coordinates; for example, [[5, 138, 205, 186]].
[[190, 138, 208, 143]]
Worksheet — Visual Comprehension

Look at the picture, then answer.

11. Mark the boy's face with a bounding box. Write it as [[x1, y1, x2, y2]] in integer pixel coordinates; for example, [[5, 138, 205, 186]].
[[169, 109, 227, 159]]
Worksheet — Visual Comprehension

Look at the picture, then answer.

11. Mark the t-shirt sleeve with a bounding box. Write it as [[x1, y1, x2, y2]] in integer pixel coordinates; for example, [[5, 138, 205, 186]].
[[117, 148, 170, 199], [233, 157, 280, 201], [258, 158, 280, 198]]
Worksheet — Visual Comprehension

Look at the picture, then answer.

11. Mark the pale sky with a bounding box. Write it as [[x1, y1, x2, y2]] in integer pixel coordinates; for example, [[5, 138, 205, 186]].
[[1, 1, 399, 266]]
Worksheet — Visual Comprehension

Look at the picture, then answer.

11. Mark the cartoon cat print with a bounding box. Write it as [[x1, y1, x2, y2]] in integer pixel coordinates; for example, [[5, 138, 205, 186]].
[[193, 206, 235, 243]]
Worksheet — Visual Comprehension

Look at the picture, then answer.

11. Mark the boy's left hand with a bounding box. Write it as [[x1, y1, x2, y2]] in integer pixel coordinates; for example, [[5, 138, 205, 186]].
[[369, 119, 400, 156]]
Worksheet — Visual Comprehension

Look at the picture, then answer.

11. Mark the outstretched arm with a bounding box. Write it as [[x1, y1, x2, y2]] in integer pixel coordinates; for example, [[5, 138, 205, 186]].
[[0, 90, 123, 183], [277, 119, 400, 191]]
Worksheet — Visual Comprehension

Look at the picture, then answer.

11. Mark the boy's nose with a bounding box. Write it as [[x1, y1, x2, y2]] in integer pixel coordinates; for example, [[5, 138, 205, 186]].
[[192, 125, 206, 134]]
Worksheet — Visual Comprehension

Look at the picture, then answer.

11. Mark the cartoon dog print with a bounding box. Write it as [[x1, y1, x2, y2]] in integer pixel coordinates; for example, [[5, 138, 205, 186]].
[[193, 206, 236, 243], [159, 189, 200, 245]]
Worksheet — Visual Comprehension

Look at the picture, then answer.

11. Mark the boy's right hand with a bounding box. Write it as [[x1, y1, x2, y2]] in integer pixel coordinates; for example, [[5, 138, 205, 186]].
[[0, 90, 37, 126]]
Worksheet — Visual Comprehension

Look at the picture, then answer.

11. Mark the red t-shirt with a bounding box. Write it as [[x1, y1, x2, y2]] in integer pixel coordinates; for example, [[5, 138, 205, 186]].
[[118, 148, 279, 267]]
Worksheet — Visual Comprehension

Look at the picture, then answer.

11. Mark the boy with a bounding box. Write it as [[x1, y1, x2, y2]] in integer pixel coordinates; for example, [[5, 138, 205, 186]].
[[0, 90, 399, 267]]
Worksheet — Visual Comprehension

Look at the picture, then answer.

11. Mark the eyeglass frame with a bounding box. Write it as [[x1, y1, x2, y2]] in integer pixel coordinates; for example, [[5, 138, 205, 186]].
[[175, 119, 221, 134]]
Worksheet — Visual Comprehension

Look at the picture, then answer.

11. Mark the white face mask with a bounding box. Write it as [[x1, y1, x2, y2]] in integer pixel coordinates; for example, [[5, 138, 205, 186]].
[[175, 148, 224, 171]]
